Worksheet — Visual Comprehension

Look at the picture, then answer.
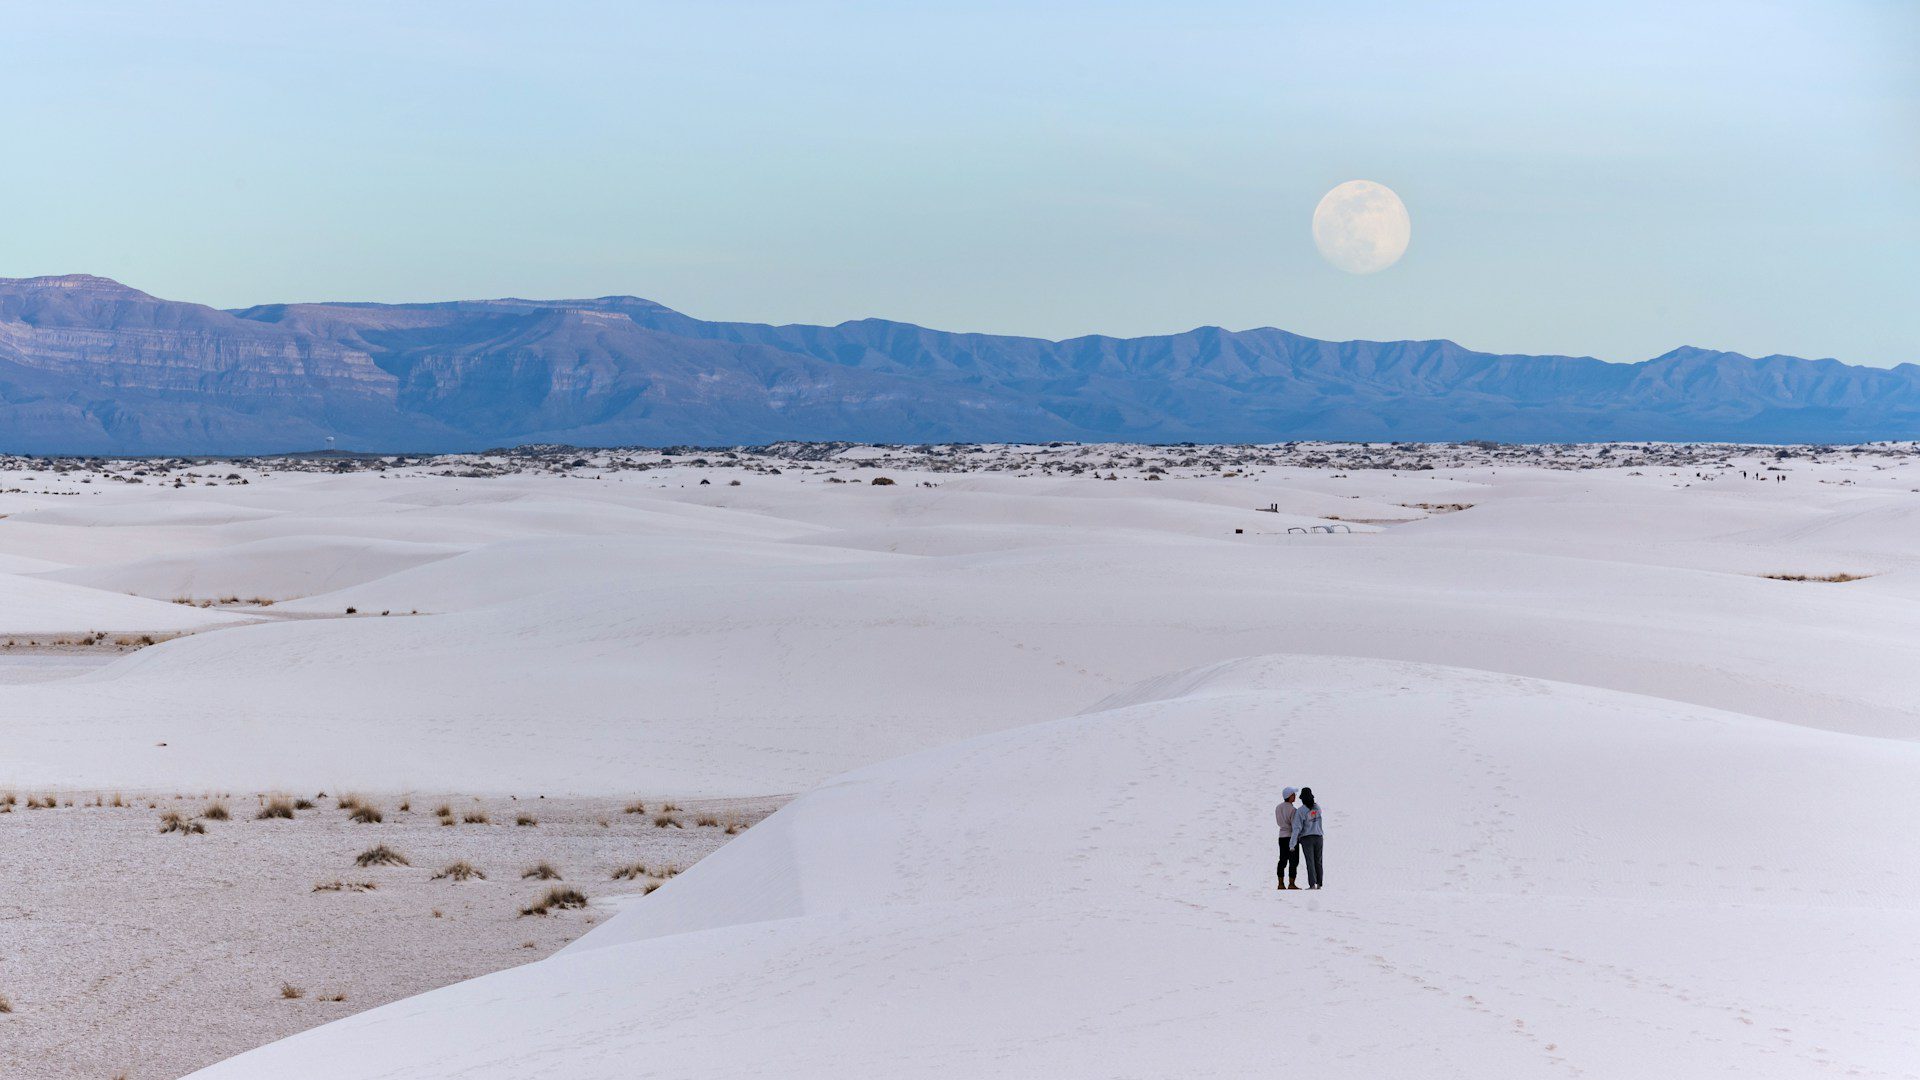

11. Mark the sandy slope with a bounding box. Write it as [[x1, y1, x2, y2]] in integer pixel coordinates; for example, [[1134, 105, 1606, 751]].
[[185, 657, 1920, 1079], [2, 457, 1919, 795]]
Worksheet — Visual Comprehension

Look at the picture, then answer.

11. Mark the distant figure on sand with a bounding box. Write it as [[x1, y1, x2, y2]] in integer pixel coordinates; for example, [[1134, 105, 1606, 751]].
[[1289, 787, 1324, 890], [1274, 788, 1300, 890]]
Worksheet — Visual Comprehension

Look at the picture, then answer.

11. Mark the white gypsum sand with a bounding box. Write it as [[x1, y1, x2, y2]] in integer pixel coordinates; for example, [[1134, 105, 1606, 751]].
[[0, 441, 1914, 1078]]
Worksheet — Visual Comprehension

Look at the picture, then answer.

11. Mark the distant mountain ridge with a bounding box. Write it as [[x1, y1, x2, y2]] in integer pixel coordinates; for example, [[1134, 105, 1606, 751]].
[[0, 273, 1912, 453]]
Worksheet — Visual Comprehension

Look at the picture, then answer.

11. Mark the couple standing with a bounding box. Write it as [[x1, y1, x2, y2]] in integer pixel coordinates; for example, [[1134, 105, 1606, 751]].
[[1274, 786, 1324, 890]]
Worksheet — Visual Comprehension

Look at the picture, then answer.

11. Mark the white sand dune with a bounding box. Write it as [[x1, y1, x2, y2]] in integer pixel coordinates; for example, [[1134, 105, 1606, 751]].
[[2, 447, 1916, 1078], [38, 535, 470, 602], [187, 656, 1920, 1080]]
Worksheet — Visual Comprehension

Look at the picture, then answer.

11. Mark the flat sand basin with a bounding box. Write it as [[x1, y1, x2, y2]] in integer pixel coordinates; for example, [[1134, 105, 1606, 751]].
[[0, 790, 785, 1080]]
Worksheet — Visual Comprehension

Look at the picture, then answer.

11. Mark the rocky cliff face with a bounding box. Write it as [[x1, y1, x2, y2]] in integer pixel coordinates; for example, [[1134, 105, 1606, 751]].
[[0, 274, 1912, 453]]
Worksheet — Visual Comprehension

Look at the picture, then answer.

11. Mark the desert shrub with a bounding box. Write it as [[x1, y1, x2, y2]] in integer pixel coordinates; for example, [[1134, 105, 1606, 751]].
[[515, 813, 537, 827], [622, 800, 646, 815], [519, 886, 588, 917], [257, 796, 296, 820], [462, 810, 491, 825], [312, 880, 377, 893], [349, 804, 383, 824], [1762, 572, 1870, 583], [660, 803, 682, 813], [159, 811, 206, 835], [521, 861, 562, 880], [335, 794, 363, 811], [695, 815, 720, 828], [434, 860, 485, 882], [280, 983, 304, 999], [652, 813, 683, 829], [354, 844, 409, 867], [0, 992, 11, 1012], [201, 801, 230, 821], [397, 799, 411, 813], [318, 990, 347, 1002], [610, 862, 649, 880]]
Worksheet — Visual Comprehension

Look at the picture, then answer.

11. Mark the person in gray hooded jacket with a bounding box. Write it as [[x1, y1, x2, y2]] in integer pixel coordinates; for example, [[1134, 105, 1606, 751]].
[[1289, 786, 1325, 889]]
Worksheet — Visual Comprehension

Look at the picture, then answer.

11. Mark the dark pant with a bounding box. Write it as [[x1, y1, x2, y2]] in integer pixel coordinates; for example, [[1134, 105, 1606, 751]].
[[1277, 836, 1299, 883], [1298, 834, 1323, 887]]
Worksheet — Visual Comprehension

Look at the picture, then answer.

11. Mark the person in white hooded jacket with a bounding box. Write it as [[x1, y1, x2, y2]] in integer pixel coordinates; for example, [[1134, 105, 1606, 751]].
[[1289, 787, 1325, 889], [1274, 788, 1300, 890]]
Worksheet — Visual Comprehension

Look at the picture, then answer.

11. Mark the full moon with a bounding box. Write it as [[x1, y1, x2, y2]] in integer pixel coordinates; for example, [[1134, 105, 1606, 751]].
[[1312, 180, 1410, 274]]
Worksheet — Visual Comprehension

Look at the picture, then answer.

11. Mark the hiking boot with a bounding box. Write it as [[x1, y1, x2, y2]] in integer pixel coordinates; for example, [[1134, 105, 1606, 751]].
[[1287, 882, 1301, 890]]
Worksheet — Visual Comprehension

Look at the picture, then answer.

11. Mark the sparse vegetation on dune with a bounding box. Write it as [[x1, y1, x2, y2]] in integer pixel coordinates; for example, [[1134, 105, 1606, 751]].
[[433, 860, 486, 881], [1762, 572, 1871, 583], [610, 862, 649, 880], [349, 804, 384, 824], [279, 983, 304, 1000], [623, 800, 646, 815], [515, 813, 537, 827], [158, 810, 206, 835], [312, 880, 378, 893], [653, 813, 683, 829], [201, 801, 230, 821], [354, 844, 409, 867], [257, 796, 296, 820], [521, 861, 562, 880], [519, 886, 588, 917], [462, 810, 491, 825]]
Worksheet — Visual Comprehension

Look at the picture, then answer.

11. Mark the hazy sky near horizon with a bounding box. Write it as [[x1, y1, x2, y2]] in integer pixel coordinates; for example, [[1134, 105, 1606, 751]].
[[5, 1, 1916, 365]]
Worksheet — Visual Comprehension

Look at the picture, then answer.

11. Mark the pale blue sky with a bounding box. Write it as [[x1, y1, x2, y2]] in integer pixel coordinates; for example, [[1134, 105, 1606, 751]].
[[5, 1, 1915, 364]]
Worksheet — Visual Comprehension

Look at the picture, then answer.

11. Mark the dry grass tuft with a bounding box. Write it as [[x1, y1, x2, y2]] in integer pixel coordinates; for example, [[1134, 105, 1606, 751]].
[[1762, 572, 1871, 583], [660, 802, 683, 813], [280, 982, 304, 1000], [293, 798, 315, 810], [312, 880, 378, 893], [433, 860, 486, 882], [610, 862, 649, 880], [318, 990, 348, 1002], [159, 810, 206, 835], [622, 800, 646, 815], [652, 813, 683, 829], [349, 804, 384, 824], [397, 799, 411, 813], [354, 844, 409, 867], [0, 993, 11, 1013], [515, 813, 537, 827], [462, 810, 491, 825], [520, 886, 588, 917], [256, 796, 296, 820], [695, 815, 720, 828], [335, 793, 365, 812], [521, 861, 562, 880], [109, 792, 125, 808], [201, 801, 230, 821]]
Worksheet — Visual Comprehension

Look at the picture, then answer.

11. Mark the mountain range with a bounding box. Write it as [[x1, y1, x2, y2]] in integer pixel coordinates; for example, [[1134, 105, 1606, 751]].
[[0, 273, 1912, 453]]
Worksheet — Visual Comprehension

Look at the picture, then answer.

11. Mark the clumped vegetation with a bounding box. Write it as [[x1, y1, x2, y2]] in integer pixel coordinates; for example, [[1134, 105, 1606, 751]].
[[1762, 572, 1871, 583], [280, 982, 304, 1000], [159, 810, 206, 835], [354, 844, 409, 867], [312, 880, 378, 893], [622, 800, 646, 815], [515, 813, 537, 827], [462, 810, 491, 825], [519, 886, 588, 917], [349, 804, 384, 824], [433, 860, 486, 882], [0, 992, 12, 1013], [521, 861, 562, 880], [610, 862, 649, 880], [201, 801, 230, 821], [652, 813, 683, 829], [257, 796, 296, 820], [695, 815, 720, 828]]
